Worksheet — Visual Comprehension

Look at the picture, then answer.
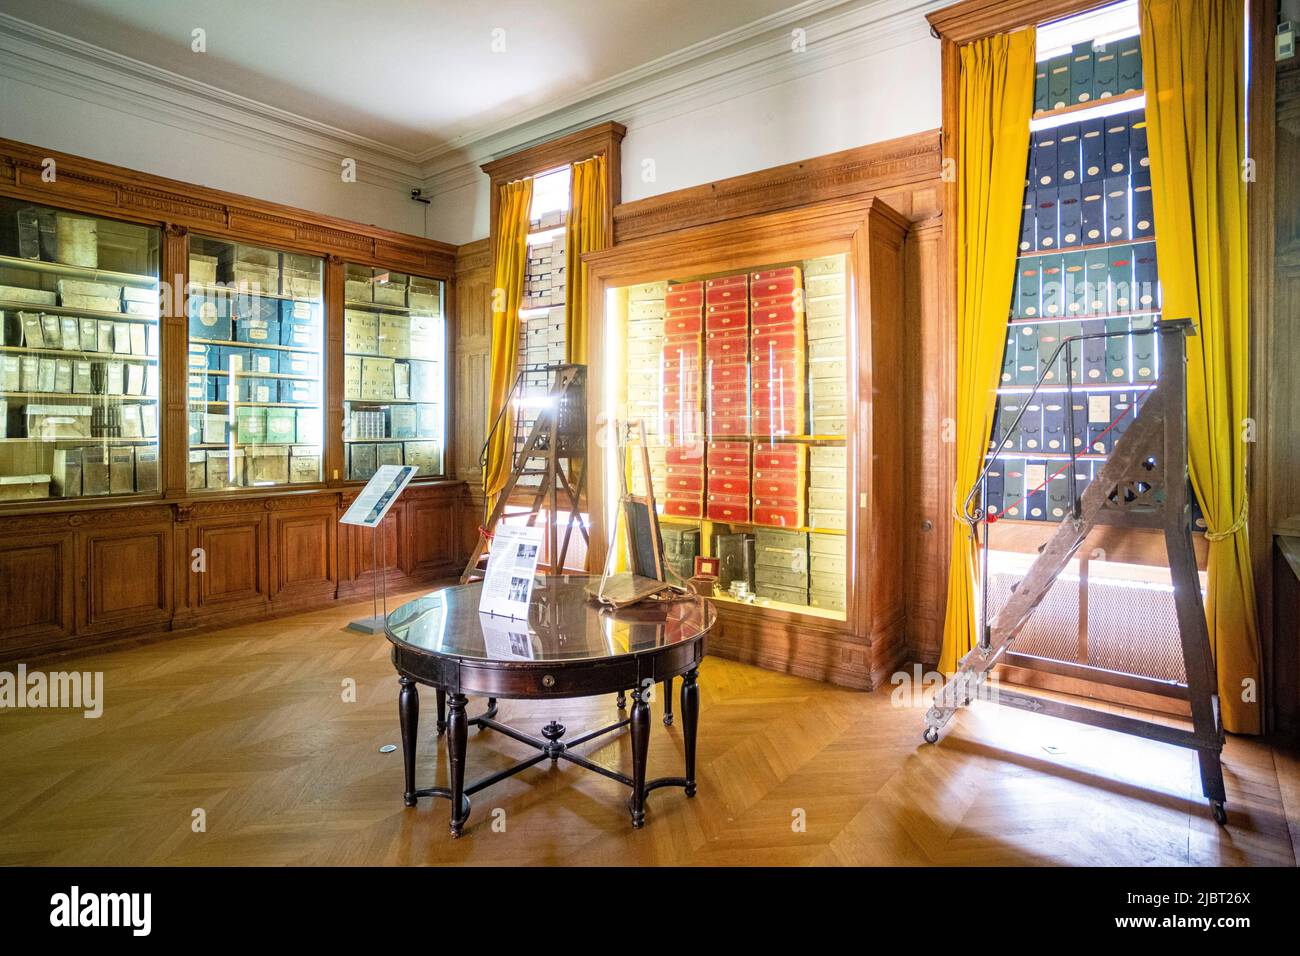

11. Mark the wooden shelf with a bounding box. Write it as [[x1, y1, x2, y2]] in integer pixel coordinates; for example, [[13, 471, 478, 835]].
[[1007, 309, 1161, 326], [190, 400, 319, 409], [1031, 88, 1144, 123], [343, 299, 442, 317], [198, 369, 318, 381], [0, 390, 154, 401], [658, 513, 847, 536], [710, 590, 847, 622], [0, 299, 159, 322], [189, 282, 320, 305], [342, 437, 436, 444], [0, 435, 156, 443], [190, 337, 317, 354], [0, 344, 158, 362], [0, 253, 159, 288], [1016, 235, 1157, 261]]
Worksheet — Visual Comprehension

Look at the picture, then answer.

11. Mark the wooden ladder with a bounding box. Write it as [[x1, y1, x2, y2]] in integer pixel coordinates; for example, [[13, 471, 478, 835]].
[[924, 319, 1228, 824], [461, 364, 588, 583]]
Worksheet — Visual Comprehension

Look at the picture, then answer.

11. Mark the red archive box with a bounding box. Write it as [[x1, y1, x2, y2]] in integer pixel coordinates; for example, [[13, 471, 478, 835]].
[[666, 281, 703, 310], [708, 440, 751, 469], [663, 409, 704, 446], [705, 327, 748, 362], [706, 361, 748, 388], [707, 415, 749, 437], [751, 500, 804, 529], [704, 305, 748, 332], [663, 497, 705, 519], [708, 385, 748, 413], [749, 268, 802, 299], [754, 441, 805, 472], [706, 493, 751, 523], [663, 310, 703, 337], [750, 358, 803, 393], [665, 444, 705, 466], [705, 273, 748, 301], [751, 472, 803, 499], [751, 326, 805, 362], [750, 302, 802, 328], [707, 469, 750, 496], [751, 384, 801, 411], [662, 470, 704, 495]]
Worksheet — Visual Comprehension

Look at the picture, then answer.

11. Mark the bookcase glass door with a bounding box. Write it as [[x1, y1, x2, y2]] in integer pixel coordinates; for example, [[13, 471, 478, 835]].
[[186, 236, 324, 490], [0, 197, 161, 503], [342, 265, 446, 481], [606, 254, 850, 621]]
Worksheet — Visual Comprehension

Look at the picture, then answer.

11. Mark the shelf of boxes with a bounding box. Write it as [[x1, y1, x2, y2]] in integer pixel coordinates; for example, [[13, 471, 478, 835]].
[[987, 32, 1162, 525], [612, 254, 851, 620], [511, 220, 569, 486], [186, 237, 327, 490], [341, 264, 445, 483], [0, 198, 163, 502]]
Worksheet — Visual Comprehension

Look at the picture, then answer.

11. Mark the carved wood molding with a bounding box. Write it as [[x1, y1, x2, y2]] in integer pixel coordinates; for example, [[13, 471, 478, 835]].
[[480, 121, 626, 187], [611, 130, 942, 243], [927, 0, 1105, 43], [455, 238, 492, 275], [0, 136, 457, 277], [0, 504, 175, 533]]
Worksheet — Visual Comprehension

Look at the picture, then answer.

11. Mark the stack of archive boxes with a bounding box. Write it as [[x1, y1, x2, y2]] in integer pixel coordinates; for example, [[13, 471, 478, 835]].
[[751, 440, 806, 530], [661, 282, 704, 518], [803, 256, 848, 438], [626, 281, 668, 498], [754, 528, 809, 605], [808, 445, 847, 610], [702, 273, 750, 523], [749, 267, 805, 439], [522, 227, 567, 312]]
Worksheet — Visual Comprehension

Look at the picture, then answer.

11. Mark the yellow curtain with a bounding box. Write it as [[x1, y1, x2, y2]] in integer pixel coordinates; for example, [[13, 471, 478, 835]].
[[1140, 0, 1260, 733], [565, 154, 608, 364], [483, 177, 535, 515], [938, 27, 1036, 674]]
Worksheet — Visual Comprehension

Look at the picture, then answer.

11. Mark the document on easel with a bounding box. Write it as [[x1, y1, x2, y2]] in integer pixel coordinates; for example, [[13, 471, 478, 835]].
[[478, 523, 544, 620], [339, 464, 418, 527]]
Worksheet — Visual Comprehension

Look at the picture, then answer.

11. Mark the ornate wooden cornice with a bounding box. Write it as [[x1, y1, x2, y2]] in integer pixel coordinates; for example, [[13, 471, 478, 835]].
[[927, 0, 1105, 44], [0, 136, 457, 278], [611, 130, 941, 244], [480, 121, 626, 186], [455, 238, 492, 275]]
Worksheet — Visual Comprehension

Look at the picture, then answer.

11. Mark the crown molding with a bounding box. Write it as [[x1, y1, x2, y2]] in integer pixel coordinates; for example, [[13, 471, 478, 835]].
[[0, 0, 947, 207], [420, 0, 945, 194], [0, 12, 425, 190]]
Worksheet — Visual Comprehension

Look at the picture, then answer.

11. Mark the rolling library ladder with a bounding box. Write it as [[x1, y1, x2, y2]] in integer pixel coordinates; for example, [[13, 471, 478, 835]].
[[461, 364, 588, 583], [924, 318, 1228, 824]]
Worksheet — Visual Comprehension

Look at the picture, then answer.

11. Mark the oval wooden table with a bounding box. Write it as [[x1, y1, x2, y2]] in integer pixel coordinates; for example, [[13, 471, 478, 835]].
[[385, 575, 715, 837]]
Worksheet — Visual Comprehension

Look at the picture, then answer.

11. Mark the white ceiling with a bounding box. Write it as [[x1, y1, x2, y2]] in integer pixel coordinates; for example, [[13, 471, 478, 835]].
[[0, 0, 806, 156]]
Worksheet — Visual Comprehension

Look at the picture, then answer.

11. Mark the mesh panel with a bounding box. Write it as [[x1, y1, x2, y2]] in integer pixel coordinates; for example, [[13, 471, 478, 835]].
[[1084, 578, 1187, 682], [988, 561, 1190, 683], [989, 568, 1081, 664]]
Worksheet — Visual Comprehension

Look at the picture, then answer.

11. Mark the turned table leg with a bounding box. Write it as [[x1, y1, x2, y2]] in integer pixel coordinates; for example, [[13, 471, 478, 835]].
[[682, 668, 699, 797], [662, 677, 674, 726], [398, 676, 419, 807], [629, 687, 651, 828], [435, 689, 447, 735], [447, 694, 469, 837]]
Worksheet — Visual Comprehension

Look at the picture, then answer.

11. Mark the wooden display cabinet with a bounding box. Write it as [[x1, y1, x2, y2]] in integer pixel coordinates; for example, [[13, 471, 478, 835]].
[[584, 197, 909, 689], [0, 137, 467, 662]]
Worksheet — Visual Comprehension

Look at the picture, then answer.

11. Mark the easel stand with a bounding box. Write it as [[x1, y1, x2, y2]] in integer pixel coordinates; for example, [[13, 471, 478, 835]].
[[925, 319, 1228, 824], [347, 520, 389, 634]]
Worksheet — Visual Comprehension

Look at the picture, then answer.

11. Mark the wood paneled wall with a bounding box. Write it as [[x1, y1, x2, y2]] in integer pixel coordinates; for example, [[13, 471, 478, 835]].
[[452, 238, 493, 559], [0, 482, 465, 663]]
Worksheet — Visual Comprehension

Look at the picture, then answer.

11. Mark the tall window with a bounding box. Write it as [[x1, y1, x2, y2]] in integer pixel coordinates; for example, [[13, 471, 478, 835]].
[[512, 165, 571, 484]]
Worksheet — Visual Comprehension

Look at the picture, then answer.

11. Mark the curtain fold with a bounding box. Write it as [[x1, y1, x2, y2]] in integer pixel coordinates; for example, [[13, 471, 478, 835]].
[[483, 177, 535, 515], [565, 153, 608, 365], [1140, 0, 1260, 733], [938, 27, 1036, 674]]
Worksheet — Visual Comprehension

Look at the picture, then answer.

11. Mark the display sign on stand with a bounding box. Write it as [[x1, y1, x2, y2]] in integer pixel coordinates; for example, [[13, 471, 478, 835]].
[[342, 464, 419, 634], [478, 523, 544, 620]]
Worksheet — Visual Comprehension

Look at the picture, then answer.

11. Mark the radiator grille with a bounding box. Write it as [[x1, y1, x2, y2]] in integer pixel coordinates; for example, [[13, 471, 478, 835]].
[[988, 567, 1190, 684]]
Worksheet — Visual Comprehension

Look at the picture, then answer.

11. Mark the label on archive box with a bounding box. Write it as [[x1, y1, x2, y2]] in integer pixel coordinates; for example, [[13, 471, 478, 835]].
[[1088, 394, 1111, 423], [1025, 463, 1047, 493]]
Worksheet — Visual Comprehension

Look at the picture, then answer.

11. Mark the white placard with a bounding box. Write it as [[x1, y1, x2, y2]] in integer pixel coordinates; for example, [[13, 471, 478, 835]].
[[479, 523, 544, 620], [478, 612, 537, 660], [339, 464, 418, 527]]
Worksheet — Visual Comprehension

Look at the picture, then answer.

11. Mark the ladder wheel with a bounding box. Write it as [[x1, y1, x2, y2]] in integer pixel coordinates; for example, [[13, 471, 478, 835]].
[[924, 727, 939, 744], [1211, 801, 1227, 826]]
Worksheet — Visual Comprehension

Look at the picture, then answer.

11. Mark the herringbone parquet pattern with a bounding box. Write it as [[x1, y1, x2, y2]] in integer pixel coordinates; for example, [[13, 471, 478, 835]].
[[1, 587, 1296, 866]]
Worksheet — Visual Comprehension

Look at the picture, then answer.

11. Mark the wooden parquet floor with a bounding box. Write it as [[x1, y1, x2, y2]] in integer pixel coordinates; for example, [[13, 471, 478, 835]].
[[1, 587, 1297, 866]]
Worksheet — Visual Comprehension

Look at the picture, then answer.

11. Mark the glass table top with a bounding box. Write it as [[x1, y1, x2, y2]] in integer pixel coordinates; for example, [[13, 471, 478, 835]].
[[385, 575, 715, 664]]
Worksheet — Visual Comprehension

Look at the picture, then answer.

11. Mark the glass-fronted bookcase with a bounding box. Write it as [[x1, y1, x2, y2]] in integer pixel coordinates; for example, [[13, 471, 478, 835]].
[[583, 198, 907, 688], [0, 197, 161, 502]]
